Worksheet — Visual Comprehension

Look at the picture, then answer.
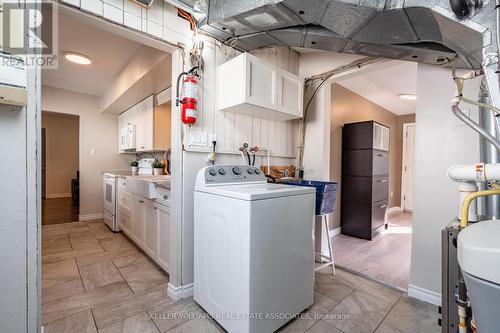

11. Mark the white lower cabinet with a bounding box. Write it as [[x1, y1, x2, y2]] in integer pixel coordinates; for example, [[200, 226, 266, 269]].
[[131, 194, 146, 247], [127, 192, 170, 273], [155, 203, 170, 272], [117, 208, 131, 236], [143, 200, 158, 258]]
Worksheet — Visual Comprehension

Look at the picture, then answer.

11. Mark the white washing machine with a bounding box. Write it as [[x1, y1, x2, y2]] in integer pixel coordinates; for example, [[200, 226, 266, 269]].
[[194, 165, 316, 333]]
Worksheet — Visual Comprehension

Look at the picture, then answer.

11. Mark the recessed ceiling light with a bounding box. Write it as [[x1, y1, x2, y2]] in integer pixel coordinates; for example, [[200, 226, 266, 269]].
[[399, 94, 417, 100], [64, 52, 92, 65]]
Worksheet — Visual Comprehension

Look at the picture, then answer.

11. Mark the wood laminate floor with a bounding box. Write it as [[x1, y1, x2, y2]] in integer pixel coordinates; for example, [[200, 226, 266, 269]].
[[331, 211, 412, 290], [42, 198, 79, 225], [42, 219, 439, 333]]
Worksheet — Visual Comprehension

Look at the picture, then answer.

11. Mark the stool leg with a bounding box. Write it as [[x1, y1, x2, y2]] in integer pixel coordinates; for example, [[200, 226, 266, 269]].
[[324, 215, 335, 275]]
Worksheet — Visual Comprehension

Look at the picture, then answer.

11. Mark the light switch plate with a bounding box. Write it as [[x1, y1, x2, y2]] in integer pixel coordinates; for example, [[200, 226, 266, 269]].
[[189, 131, 208, 146]]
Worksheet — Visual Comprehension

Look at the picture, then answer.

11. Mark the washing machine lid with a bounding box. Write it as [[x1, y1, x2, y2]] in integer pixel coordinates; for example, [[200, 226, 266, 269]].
[[195, 183, 315, 201], [457, 220, 500, 285]]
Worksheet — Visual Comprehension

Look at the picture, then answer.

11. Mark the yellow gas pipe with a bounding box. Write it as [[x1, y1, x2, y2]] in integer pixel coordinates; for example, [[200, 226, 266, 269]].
[[459, 189, 500, 229]]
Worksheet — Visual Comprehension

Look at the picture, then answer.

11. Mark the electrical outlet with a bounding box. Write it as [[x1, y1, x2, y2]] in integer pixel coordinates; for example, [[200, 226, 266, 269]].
[[189, 132, 208, 146]]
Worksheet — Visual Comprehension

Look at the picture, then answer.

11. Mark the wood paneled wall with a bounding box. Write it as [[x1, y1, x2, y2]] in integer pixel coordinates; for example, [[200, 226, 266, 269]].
[[185, 43, 300, 158]]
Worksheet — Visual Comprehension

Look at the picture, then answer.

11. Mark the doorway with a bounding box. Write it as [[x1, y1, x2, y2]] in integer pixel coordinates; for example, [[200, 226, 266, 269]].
[[401, 123, 415, 212], [326, 61, 417, 290], [41, 111, 80, 225]]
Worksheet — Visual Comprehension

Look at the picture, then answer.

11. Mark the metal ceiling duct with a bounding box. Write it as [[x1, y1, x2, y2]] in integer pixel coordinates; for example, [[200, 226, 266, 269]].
[[179, 0, 496, 69]]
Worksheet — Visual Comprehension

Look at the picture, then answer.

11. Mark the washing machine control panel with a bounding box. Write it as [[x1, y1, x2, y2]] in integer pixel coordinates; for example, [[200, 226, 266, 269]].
[[203, 165, 265, 184]]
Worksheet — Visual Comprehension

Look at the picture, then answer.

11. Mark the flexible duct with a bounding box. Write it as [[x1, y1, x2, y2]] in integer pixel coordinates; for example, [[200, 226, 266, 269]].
[[451, 105, 500, 151]]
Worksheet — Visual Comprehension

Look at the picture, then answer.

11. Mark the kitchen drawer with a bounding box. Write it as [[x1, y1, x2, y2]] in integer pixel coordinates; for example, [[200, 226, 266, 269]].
[[372, 199, 388, 231], [372, 176, 388, 202], [372, 150, 388, 176], [155, 187, 171, 207], [118, 181, 131, 210], [117, 209, 131, 235], [118, 192, 131, 210]]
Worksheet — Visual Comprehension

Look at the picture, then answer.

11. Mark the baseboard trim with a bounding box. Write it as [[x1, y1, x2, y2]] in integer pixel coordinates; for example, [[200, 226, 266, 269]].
[[388, 206, 402, 213], [46, 193, 71, 199], [328, 227, 341, 237], [79, 213, 104, 221], [407, 284, 441, 306], [167, 282, 194, 301]]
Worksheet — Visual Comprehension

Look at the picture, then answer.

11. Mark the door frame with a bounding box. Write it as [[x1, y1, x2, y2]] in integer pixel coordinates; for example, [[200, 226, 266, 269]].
[[401, 122, 415, 212]]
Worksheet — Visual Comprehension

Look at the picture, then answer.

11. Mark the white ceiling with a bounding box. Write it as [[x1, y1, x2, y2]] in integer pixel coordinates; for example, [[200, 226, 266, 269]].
[[337, 61, 417, 115], [42, 12, 143, 97]]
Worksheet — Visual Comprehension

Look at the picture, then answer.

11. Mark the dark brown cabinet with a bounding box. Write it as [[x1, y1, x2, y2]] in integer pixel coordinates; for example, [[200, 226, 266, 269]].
[[341, 121, 389, 240]]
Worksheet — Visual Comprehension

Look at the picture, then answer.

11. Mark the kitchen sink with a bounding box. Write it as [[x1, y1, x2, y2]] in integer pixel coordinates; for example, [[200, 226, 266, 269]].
[[126, 175, 171, 199]]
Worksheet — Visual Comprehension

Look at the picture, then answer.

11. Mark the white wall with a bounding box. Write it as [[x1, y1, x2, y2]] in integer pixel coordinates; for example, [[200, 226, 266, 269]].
[[0, 59, 39, 331], [409, 64, 480, 303], [299, 52, 365, 180], [41, 86, 134, 218], [178, 42, 300, 287], [0, 105, 29, 331]]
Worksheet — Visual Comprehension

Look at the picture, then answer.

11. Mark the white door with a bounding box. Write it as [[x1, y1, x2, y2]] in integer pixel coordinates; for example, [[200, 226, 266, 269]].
[[156, 203, 170, 272], [136, 103, 146, 151], [245, 54, 277, 110], [401, 123, 415, 211], [277, 70, 303, 117], [132, 194, 146, 246], [144, 200, 158, 258], [144, 96, 154, 151]]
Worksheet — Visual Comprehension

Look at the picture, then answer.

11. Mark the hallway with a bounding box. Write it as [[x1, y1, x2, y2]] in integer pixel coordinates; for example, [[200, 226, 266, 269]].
[[331, 211, 412, 289], [42, 198, 79, 225]]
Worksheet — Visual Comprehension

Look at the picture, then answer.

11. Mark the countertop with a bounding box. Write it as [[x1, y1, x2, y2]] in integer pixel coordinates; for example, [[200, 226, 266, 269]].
[[103, 171, 134, 178]]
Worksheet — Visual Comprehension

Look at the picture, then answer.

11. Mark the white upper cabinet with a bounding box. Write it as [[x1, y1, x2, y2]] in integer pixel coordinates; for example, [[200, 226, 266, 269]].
[[218, 53, 303, 120], [245, 55, 277, 111], [135, 95, 154, 152], [118, 95, 164, 153], [277, 70, 303, 117]]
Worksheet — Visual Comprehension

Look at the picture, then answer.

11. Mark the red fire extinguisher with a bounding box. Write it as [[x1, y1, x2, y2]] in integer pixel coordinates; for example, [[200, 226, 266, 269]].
[[176, 67, 199, 126]]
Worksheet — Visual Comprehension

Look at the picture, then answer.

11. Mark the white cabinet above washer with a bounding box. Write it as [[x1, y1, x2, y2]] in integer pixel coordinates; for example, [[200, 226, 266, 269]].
[[217, 53, 303, 121]]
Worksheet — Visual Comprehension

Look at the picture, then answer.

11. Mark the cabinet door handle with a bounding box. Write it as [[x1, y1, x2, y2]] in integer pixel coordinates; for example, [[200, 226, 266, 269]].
[[380, 205, 387, 209], [376, 179, 387, 183], [377, 153, 387, 157], [139, 200, 144, 203]]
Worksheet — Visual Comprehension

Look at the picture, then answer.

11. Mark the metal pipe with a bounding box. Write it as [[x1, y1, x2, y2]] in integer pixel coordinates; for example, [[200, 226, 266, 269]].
[[452, 105, 500, 151], [478, 78, 500, 219]]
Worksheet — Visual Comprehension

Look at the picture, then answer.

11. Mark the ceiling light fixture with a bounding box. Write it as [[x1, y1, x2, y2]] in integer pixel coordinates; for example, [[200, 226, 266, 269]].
[[399, 94, 417, 100], [64, 52, 92, 65]]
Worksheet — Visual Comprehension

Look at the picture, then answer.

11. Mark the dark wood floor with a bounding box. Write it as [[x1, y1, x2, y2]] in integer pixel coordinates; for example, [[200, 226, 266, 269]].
[[42, 198, 79, 225]]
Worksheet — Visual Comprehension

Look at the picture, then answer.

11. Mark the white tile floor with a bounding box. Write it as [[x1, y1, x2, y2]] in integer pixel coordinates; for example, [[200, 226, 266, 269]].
[[42, 219, 439, 333]]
